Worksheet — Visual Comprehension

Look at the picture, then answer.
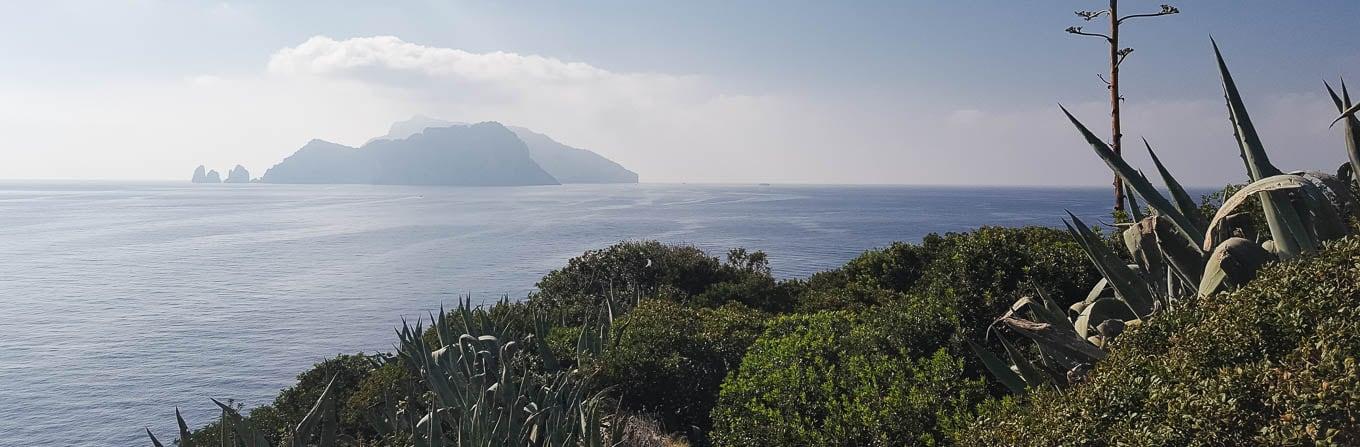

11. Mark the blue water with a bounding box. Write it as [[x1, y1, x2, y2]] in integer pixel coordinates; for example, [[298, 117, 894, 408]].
[[0, 182, 1116, 446]]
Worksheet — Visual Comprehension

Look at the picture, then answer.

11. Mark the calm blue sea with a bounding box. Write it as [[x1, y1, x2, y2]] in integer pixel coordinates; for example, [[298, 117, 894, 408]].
[[0, 182, 1119, 446]]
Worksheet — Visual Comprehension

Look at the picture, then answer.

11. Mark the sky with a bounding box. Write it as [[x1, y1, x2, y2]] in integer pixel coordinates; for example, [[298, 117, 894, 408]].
[[0, 1, 1357, 186]]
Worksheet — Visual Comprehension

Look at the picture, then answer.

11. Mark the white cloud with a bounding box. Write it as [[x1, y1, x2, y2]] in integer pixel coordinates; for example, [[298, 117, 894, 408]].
[[270, 36, 628, 84]]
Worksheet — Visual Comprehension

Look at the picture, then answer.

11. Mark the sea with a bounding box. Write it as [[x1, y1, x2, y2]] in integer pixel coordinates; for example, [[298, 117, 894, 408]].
[[0, 182, 1119, 446]]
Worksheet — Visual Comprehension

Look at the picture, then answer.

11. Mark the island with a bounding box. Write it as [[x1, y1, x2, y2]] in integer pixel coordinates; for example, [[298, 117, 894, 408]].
[[260, 122, 560, 186], [363, 116, 639, 184]]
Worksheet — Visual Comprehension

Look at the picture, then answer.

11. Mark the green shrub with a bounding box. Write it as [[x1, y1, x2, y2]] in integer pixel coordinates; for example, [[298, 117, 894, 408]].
[[598, 299, 768, 444], [187, 354, 382, 445], [531, 241, 786, 322], [796, 226, 1097, 331], [960, 236, 1360, 446], [710, 307, 986, 447]]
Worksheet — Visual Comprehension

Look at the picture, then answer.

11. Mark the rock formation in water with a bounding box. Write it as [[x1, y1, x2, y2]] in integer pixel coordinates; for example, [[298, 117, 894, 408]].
[[225, 165, 251, 183], [368, 116, 638, 184], [260, 122, 560, 186], [191, 165, 209, 183], [204, 169, 222, 183]]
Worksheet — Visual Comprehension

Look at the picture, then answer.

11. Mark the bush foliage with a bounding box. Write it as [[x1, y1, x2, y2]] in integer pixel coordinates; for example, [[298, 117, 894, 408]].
[[962, 236, 1360, 446]]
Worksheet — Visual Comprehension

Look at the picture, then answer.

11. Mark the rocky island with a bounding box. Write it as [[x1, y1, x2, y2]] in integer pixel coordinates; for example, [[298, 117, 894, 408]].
[[260, 121, 560, 186], [368, 116, 639, 184], [190, 166, 221, 183]]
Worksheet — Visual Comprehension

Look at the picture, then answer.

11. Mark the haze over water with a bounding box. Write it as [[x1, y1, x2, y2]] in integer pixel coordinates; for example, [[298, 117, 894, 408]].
[[0, 182, 1119, 446]]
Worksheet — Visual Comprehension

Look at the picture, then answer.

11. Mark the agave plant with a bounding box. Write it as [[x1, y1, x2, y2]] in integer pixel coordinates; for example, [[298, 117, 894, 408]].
[[972, 39, 1359, 392], [391, 298, 623, 447], [150, 297, 626, 446]]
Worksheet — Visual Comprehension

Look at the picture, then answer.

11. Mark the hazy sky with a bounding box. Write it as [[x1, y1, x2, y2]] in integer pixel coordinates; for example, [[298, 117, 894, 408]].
[[1, 1, 1357, 186]]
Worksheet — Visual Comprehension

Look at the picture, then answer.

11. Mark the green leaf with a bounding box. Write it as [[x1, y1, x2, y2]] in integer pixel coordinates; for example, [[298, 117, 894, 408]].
[[1198, 237, 1274, 297], [175, 407, 194, 447], [1150, 214, 1206, 287], [1124, 177, 1145, 221], [1074, 297, 1138, 338], [1144, 139, 1208, 233], [997, 335, 1051, 389], [1059, 105, 1204, 248], [965, 339, 1027, 395], [1214, 38, 1283, 180], [292, 375, 337, 446], [1202, 174, 1317, 258], [1326, 80, 1360, 183], [146, 428, 165, 447], [1064, 213, 1156, 316]]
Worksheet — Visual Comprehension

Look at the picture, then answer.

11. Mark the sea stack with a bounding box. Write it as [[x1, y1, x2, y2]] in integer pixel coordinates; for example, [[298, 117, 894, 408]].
[[191, 165, 209, 183], [225, 165, 250, 183], [204, 169, 222, 183]]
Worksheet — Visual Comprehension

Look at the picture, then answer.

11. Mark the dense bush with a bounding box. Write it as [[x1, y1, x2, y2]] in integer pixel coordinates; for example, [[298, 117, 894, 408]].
[[796, 226, 1097, 333], [960, 236, 1360, 446], [531, 241, 788, 322], [710, 301, 987, 447], [187, 354, 385, 445], [595, 299, 768, 443]]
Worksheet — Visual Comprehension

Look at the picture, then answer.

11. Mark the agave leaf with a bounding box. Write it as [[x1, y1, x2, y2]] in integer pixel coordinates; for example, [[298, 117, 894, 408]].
[[175, 407, 194, 447], [319, 396, 338, 447], [1060, 106, 1203, 247], [1293, 172, 1350, 242], [1198, 237, 1275, 297], [1150, 214, 1206, 286], [1331, 102, 1360, 128], [146, 428, 165, 447], [1214, 39, 1283, 180], [1064, 213, 1156, 316], [1124, 177, 1145, 221], [1213, 39, 1318, 258], [1326, 80, 1360, 185], [292, 376, 337, 446], [1000, 316, 1107, 363], [1145, 139, 1209, 232], [965, 339, 1027, 395], [1122, 217, 1166, 286], [1202, 174, 1318, 258], [1074, 297, 1138, 337], [1082, 278, 1111, 305], [996, 335, 1050, 390]]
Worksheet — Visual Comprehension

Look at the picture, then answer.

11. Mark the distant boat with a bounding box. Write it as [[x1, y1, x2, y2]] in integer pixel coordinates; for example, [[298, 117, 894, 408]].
[[758, 183, 772, 186]]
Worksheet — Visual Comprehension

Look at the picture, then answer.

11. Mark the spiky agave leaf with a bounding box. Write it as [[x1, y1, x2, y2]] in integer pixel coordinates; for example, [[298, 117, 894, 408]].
[[212, 398, 270, 447], [996, 332, 1052, 390], [1198, 237, 1275, 297], [1073, 297, 1138, 338], [174, 408, 194, 447], [1202, 174, 1320, 258], [1144, 139, 1209, 233], [1213, 39, 1319, 258], [1326, 80, 1360, 184], [291, 375, 337, 447], [146, 428, 165, 447], [1059, 106, 1204, 249], [1214, 38, 1283, 180], [966, 339, 1027, 395], [1122, 217, 1166, 291], [1064, 213, 1156, 316], [1124, 177, 1146, 221]]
